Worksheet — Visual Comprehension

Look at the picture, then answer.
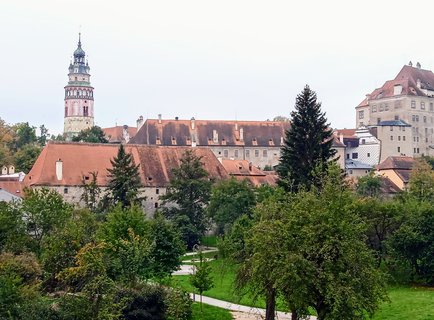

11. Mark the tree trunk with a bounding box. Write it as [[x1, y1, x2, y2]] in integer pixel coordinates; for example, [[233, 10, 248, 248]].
[[291, 310, 298, 320], [265, 287, 276, 320]]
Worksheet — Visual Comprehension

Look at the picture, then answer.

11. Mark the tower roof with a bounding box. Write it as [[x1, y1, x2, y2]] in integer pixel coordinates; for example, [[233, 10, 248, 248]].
[[73, 33, 85, 58]]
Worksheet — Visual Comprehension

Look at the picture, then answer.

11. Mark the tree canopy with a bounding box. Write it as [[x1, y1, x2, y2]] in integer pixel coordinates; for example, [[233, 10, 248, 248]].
[[277, 85, 336, 192], [72, 126, 109, 143]]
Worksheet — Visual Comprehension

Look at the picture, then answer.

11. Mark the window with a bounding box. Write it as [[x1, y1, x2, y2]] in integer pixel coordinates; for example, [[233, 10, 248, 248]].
[[411, 100, 416, 108], [421, 102, 425, 110], [398, 147, 401, 152], [223, 149, 228, 158], [424, 116, 427, 123], [385, 104, 389, 111], [398, 136, 401, 141], [379, 104, 384, 112], [361, 139, 366, 144], [234, 150, 239, 158], [245, 150, 250, 157], [263, 150, 268, 157], [156, 188, 159, 195], [255, 150, 259, 157], [352, 153, 358, 159], [377, 118, 381, 124], [390, 126, 393, 131], [372, 105, 377, 113], [64, 188, 68, 194], [367, 153, 371, 157], [359, 110, 364, 119], [346, 154, 350, 159], [75, 76, 78, 81], [390, 136, 393, 141], [403, 136, 406, 141], [83, 106, 88, 117], [430, 103, 433, 111], [417, 148, 420, 153], [154, 203, 159, 208], [395, 115, 399, 120]]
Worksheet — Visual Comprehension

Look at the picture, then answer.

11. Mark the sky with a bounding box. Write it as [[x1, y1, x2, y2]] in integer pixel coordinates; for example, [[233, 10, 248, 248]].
[[2, 0, 434, 135]]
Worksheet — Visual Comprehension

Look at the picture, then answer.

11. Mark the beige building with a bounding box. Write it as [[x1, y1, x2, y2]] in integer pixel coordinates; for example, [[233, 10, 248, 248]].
[[356, 62, 434, 158], [376, 156, 414, 190], [131, 116, 346, 170]]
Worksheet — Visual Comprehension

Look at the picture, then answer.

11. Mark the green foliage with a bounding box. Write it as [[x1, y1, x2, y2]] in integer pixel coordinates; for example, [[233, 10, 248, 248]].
[[107, 144, 142, 208], [240, 167, 387, 319], [14, 143, 42, 173], [0, 201, 28, 253], [277, 85, 336, 192], [148, 213, 185, 279], [12, 122, 37, 151], [189, 251, 214, 311], [22, 188, 73, 253], [41, 209, 98, 290], [81, 171, 102, 212], [357, 172, 382, 198], [37, 124, 50, 146], [0, 252, 41, 319], [162, 149, 212, 249], [388, 200, 434, 285], [165, 287, 192, 320], [207, 178, 256, 235], [408, 158, 434, 201], [72, 125, 109, 143]]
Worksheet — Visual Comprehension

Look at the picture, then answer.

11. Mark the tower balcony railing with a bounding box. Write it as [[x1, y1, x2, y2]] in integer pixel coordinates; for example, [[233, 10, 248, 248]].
[[65, 96, 94, 100]]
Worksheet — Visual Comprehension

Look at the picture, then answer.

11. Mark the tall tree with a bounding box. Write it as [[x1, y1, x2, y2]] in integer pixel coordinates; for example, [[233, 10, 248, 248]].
[[14, 144, 42, 173], [12, 122, 37, 151], [162, 150, 212, 249], [277, 85, 336, 191], [107, 145, 142, 208], [207, 178, 256, 235], [72, 126, 109, 143]]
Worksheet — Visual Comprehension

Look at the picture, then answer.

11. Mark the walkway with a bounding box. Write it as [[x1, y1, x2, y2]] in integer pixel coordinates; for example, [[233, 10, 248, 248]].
[[190, 294, 317, 320]]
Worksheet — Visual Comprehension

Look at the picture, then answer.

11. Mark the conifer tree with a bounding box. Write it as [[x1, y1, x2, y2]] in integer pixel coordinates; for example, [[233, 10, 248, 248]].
[[277, 85, 336, 191], [107, 145, 142, 208]]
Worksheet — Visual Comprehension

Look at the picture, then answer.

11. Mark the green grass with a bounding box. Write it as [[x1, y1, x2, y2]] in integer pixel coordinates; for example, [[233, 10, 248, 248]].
[[372, 286, 434, 320], [175, 259, 434, 319], [191, 302, 233, 320], [200, 235, 218, 247]]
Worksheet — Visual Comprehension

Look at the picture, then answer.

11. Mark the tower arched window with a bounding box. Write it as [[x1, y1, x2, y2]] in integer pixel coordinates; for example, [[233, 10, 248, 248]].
[[65, 107, 68, 117], [83, 106, 88, 117]]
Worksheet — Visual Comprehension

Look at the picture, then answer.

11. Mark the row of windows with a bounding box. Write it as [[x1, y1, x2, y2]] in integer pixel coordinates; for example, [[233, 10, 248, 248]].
[[412, 115, 433, 123], [218, 149, 270, 158], [411, 127, 434, 135], [411, 101, 434, 111], [65, 89, 93, 97], [346, 152, 370, 160], [65, 106, 89, 117], [390, 136, 406, 141]]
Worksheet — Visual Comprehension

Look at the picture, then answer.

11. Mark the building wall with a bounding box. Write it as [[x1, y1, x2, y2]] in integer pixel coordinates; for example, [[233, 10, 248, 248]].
[[375, 125, 412, 162], [64, 116, 94, 139], [39, 185, 167, 216], [377, 169, 406, 190], [210, 146, 281, 168], [357, 95, 434, 157], [347, 168, 371, 178]]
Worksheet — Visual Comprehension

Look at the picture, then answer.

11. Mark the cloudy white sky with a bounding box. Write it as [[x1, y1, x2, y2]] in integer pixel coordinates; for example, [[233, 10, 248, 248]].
[[1, 0, 433, 135]]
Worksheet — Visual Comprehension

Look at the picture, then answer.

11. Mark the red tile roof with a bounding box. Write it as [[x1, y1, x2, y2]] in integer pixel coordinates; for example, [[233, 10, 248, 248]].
[[0, 181, 25, 197], [221, 159, 277, 186], [102, 126, 137, 143], [358, 64, 434, 106], [25, 142, 229, 187], [376, 156, 415, 171]]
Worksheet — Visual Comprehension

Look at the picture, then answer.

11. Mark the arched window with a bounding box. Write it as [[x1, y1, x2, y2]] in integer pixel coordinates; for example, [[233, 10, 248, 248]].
[[83, 106, 88, 117]]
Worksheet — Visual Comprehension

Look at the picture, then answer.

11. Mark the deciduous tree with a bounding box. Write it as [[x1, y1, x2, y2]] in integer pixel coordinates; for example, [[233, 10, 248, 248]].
[[72, 126, 109, 143]]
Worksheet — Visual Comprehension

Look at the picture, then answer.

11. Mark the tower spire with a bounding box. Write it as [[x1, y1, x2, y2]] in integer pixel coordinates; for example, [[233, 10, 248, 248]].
[[78, 32, 81, 47]]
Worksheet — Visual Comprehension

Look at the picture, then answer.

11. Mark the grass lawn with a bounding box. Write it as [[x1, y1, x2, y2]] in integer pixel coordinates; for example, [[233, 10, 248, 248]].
[[191, 302, 233, 320], [372, 286, 434, 320], [200, 235, 218, 247], [175, 259, 434, 319]]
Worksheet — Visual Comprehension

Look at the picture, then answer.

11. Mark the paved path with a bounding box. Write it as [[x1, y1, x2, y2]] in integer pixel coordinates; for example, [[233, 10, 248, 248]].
[[190, 294, 317, 320], [183, 247, 219, 256]]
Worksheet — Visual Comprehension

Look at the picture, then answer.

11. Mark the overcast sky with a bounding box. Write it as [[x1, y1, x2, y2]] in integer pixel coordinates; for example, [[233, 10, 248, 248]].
[[2, 0, 434, 135]]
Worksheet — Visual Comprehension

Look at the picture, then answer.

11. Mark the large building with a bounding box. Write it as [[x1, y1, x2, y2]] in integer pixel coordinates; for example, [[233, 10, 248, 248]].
[[130, 116, 346, 169], [356, 62, 434, 157], [64, 34, 95, 140]]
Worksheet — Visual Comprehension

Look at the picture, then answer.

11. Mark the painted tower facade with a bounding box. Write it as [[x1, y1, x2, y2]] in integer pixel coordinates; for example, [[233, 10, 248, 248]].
[[64, 34, 94, 140]]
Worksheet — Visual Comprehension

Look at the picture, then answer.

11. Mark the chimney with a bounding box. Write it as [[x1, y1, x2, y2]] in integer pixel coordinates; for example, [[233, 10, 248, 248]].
[[212, 130, 218, 143], [158, 114, 162, 124], [249, 162, 253, 171], [417, 78, 421, 88], [235, 122, 238, 131], [175, 116, 179, 121], [339, 133, 344, 143], [8, 165, 15, 174], [136, 115, 144, 130], [409, 61, 413, 67], [239, 128, 244, 141], [1, 166, 7, 175], [56, 159, 63, 181], [122, 125, 130, 143], [365, 94, 371, 102], [191, 117, 195, 130], [417, 62, 421, 69]]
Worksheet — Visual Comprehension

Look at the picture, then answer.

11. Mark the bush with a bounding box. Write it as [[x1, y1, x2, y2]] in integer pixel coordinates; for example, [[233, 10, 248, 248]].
[[165, 287, 192, 320]]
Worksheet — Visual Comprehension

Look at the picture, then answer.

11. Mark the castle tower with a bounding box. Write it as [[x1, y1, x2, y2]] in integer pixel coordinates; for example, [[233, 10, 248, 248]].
[[63, 33, 94, 140]]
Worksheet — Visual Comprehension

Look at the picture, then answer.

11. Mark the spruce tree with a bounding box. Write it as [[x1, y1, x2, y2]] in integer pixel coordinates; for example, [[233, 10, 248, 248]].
[[107, 144, 142, 208], [162, 149, 212, 249], [277, 85, 336, 191]]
